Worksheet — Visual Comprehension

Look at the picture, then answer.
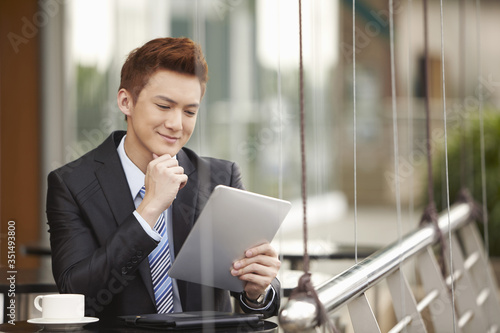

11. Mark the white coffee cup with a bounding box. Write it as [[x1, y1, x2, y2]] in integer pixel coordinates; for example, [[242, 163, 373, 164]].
[[34, 294, 85, 322]]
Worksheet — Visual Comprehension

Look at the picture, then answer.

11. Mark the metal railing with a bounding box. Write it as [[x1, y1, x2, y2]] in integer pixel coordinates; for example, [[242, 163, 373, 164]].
[[279, 202, 500, 332]]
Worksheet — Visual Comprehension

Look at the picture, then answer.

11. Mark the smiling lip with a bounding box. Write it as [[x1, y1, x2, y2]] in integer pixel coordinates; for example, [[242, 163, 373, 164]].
[[159, 133, 179, 144]]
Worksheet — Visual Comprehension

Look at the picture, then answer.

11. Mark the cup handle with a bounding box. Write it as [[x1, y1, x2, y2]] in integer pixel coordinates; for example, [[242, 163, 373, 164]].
[[34, 295, 43, 312]]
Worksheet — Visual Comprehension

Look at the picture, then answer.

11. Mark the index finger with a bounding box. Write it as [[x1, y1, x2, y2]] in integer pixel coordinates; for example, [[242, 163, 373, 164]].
[[148, 154, 180, 170], [152, 153, 172, 161], [245, 242, 277, 258]]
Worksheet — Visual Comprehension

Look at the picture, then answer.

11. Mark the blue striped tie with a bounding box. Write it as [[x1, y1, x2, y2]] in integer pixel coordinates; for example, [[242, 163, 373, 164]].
[[139, 186, 174, 313]]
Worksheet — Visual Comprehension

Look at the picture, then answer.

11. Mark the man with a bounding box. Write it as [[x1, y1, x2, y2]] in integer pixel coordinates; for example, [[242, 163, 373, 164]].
[[46, 37, 281, 322]]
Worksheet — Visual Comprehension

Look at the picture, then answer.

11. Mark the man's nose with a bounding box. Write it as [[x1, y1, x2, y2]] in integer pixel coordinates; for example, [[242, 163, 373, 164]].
[[164, 109, 183, 131]]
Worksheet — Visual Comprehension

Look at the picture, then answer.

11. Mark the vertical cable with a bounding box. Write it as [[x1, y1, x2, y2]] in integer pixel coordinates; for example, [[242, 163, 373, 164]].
[[406, 0, 414, 241], [352, 0, 358, 265], [405, 0, 414, 321], [276, 0, 285, 304], [459, 0, 467, 188], [389, 0, 406, 322], [476, 0, 489, 260], [311, 0, 319, 195], [389, 0, 402, 245], [194, 0, 205, 154], [421, 0, 446, 279], [422, 0, 434, 208], [406, 17, 415, 333], [288, 1, 337, 331], [438, 0, 456, 330], [194, 0, 213, 316], [277, 2, 283, 221], [298, 0, 309, 274]]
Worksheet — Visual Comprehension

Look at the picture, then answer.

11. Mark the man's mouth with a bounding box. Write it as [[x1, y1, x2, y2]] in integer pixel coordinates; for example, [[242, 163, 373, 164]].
[[159, 133, 179, 144]]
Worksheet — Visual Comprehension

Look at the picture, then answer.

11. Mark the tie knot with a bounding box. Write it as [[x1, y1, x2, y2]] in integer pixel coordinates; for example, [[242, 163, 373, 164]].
[[139, 185, 146, 199]]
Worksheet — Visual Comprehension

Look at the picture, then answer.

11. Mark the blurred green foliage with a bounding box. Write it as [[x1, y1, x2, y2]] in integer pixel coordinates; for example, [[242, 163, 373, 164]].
[[432, 109, 500, 255]]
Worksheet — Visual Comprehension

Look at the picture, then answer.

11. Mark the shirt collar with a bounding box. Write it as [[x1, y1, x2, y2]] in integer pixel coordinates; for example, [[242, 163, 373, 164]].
[[117, 135, 145, 200]]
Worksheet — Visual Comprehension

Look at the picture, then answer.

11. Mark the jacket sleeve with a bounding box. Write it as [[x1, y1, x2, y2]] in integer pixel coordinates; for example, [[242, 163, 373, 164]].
[[46, 170, 158, 300], [235, 278, 281, 318]]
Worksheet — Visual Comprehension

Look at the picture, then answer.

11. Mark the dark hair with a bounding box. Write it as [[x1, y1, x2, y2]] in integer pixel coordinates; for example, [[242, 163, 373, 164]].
[[119, 37, 208, 104]]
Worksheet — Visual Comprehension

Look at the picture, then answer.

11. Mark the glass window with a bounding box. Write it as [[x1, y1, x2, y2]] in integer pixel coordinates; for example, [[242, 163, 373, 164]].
[[59, 0, 341, 202]]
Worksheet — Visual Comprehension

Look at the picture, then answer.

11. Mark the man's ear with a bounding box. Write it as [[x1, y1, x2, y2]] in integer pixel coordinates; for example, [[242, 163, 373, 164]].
[[117, 89, 133, 118]]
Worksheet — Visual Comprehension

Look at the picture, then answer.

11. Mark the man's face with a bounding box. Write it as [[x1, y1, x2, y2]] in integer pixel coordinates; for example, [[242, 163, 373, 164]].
[[122, 69, 201, 166]]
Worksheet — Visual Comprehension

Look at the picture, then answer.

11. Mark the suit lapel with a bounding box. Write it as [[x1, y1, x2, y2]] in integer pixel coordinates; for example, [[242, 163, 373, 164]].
[[94, 132, 135, 227], [172, 149, 202, 311], [93, 132, 156, 304], [172, 149, 199, 256]]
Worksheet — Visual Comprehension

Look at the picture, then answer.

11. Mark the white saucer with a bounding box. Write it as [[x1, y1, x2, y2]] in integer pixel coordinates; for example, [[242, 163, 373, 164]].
[[27, 317, 99, 331]]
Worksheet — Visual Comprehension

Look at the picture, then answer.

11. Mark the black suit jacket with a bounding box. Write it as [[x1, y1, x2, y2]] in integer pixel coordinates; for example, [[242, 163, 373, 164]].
[[46, 131, 280, 322]]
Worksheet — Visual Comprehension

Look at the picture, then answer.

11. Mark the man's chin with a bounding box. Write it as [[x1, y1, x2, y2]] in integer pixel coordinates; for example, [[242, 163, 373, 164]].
[[155, 147, 181, 158]]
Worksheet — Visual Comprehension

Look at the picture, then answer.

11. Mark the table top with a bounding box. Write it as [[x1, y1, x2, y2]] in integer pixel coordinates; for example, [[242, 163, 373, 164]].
[[0, 320, 278, 332]]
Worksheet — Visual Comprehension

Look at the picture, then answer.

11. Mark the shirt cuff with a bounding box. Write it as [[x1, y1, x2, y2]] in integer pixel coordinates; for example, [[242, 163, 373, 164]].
[[239, 286, 276, 311], [133, 210, 161, 241]]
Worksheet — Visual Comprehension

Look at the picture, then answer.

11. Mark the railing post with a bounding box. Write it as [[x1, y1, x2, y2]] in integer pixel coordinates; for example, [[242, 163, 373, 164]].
[[347, 293, 381, 333], [459, 223, 500, 330], [416, 247, 459, 332], [386, 269, 427, 333]]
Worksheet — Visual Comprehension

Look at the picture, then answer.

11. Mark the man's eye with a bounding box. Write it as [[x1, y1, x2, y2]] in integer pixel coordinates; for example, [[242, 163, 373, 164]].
[[185, 110, 197, 116], [156, 104, 170, 110]]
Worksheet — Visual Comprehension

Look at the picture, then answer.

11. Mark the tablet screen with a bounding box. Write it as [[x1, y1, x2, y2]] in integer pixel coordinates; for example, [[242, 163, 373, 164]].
[[169, 185, 291, 292]]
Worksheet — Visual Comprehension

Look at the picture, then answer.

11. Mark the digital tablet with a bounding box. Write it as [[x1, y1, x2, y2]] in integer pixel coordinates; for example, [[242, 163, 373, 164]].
[[119, 311, 263, 330], [168, 185, 291, 292]]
